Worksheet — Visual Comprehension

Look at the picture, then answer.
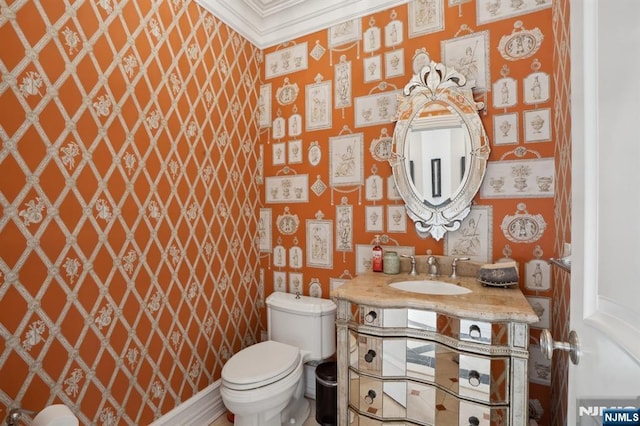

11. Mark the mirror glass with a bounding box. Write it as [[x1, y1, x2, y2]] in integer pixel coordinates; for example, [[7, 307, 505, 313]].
[[390, 51, 490, 240], [407, 103, 471, 207]]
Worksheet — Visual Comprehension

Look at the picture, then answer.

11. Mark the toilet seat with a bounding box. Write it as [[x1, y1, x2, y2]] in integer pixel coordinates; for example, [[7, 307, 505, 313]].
[[222, 340, 300, 390]]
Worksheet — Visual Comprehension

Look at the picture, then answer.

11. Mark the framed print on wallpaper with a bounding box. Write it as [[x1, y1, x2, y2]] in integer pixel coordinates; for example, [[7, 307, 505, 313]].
[[526, 296, 551, 329], [336, 203, 353, 253], [524, 62, 551, 105], [387, 176, 402, 200], [306, 218, 333, 269], [288, 112, 302, 137], [259, 208, 272, 252], [385, 15, 404, 47], [408, 0, 444, 37], [365, 205, 384, 233], [272, 116, 286, 139], [492, 112, 519, 145], [385, 48, 405, 79], [274, 271, 287, 292], [329, 133, 364, 187], [441, 30, 491, 93], [363, 55, 382, 83], [265, 174, 309, 203], [524, 108, 552, 142], [305, 79, 332, 131], [328, 18, 362, 47], [288, 139, 303, 164], [363, 24, 381, 53], [258, 84, 272, 128], [444, 205, 493, 263], [272, 142, 286, 165], [387, 205, 407, 233], [365, 174, 384, 201], [354, 89, 401, 128], [265, 42, 308, 79], [273, 244, 287, 267], [493, 74, 518, 109], [476, 0, 552, 25], [289, 246, 304, 269]]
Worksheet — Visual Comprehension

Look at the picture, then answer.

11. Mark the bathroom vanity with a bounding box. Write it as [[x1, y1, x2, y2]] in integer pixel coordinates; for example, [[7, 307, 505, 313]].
[[332, 270, 538, 425]]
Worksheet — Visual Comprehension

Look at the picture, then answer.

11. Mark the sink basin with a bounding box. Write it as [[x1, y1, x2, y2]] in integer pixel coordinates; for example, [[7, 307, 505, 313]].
[[389, 280, 471, 295]]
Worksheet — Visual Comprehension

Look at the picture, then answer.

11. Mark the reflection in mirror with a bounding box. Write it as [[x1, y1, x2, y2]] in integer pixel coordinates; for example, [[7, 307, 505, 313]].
[[407, 309, 437, 331], [381, 308, 407, 327], [383, 381, 407, 417], [435, 344, 459, 395], [349, 331, 358, 368], [407, 382, 436, 424], [382, 339, 406, 376], [359, 375, 382, 412], [408, 108, 471, 206], [460, 319, 492, 344], [406, 339, 436, 381], [460, 400, 492, 426], [390, 50, 490, 240], [458, 354, 491, 402], [349, 370, 360, 410]]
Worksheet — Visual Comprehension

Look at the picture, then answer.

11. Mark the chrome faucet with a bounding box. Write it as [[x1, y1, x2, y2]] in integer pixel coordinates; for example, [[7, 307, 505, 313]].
[[450, 257, 470, 278], [426, 255, 439, 277], [401, 255, 418, 276]]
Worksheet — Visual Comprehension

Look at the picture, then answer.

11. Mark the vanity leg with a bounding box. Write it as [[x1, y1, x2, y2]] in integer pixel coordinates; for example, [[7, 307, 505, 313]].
[[335, 299, 350, 426]]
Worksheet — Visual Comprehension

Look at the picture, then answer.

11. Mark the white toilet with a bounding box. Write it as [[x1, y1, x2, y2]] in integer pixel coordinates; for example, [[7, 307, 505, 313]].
[[220, 292, 336, 426]]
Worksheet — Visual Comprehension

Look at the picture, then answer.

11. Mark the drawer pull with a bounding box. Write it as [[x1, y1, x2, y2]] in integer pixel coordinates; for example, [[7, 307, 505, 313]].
[[364, 310, 377, 323], [468, 416, 480, 425], [468, 370, 481, 387], [364, 389, 377, 404], [469, 324, 482, 339], [364, 349, 376, 363]]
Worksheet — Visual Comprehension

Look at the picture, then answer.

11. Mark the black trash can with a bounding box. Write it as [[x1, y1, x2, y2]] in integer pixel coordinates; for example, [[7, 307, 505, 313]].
[[315, 361, 337, 425]]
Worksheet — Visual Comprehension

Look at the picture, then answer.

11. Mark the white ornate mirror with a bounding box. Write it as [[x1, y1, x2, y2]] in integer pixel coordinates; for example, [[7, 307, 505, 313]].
[[390, 51, 491, 240]]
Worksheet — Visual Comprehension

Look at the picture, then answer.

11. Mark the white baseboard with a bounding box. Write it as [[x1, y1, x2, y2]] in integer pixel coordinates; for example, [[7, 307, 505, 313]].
[[150, 380, 226, 426]]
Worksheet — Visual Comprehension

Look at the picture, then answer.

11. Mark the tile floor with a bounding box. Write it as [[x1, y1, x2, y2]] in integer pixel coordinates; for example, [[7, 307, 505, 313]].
[[209, 398, 320, 425]]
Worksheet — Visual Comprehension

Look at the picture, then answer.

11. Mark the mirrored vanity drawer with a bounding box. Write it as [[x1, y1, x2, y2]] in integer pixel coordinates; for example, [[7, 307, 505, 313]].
[[350, 331, 508, 404], [348, 372, 509, 425], [355, 304, 510, 347], [435, 346, 509, 404]]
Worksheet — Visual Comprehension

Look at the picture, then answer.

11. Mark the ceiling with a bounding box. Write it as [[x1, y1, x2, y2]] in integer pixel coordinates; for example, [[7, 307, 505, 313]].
[[195, 0, 410, 49]]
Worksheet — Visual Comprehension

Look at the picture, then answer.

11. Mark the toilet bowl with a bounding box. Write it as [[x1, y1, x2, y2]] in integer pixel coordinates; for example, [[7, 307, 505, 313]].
[[220, 292, 336, 426], [220, 340, 309, 426]]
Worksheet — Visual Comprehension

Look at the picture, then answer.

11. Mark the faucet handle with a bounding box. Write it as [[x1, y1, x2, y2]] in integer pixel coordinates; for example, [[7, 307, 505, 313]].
[[450, 257, 470, 278]]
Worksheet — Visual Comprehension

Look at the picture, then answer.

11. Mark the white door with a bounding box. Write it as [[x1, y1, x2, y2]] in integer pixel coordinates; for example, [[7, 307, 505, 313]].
[[568, 0, 640, 423]]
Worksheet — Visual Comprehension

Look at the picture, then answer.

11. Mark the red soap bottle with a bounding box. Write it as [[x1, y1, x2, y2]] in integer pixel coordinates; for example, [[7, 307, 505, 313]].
[[372, 235, 383, 272]]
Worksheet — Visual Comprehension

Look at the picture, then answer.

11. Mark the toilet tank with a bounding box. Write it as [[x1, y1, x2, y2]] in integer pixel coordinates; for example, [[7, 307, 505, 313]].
[[266, 292, 336, 361]]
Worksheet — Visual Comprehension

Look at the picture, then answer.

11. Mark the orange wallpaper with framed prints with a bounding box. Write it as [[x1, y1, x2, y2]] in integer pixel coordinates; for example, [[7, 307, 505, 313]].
[[1, 1, 261, 424], [260, 1, 557, 423]]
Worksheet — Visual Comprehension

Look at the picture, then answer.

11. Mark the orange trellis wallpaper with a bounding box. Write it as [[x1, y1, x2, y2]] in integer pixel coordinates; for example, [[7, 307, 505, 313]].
[[1, 1, 261, 424], [260, 1, 557, 424], [0, 0, 569, 424]]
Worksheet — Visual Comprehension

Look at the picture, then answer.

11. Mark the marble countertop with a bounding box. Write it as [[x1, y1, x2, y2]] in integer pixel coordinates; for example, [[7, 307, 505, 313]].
[[331, 270, 539, 323]]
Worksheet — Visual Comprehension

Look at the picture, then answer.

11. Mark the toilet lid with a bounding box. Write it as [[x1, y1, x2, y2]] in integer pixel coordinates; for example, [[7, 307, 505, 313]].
[[222, 340, 300, 390]]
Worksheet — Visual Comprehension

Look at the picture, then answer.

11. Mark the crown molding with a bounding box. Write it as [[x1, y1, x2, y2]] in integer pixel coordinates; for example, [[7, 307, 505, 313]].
[[195, 0, 410, 49]]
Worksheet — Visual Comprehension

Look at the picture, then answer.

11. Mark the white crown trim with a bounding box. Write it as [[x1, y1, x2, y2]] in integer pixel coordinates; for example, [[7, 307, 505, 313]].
[[195, 0, 411, 49]]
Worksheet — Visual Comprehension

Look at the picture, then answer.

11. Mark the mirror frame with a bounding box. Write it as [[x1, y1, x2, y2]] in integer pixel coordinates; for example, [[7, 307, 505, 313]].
[[390, 56, 491, 240]]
